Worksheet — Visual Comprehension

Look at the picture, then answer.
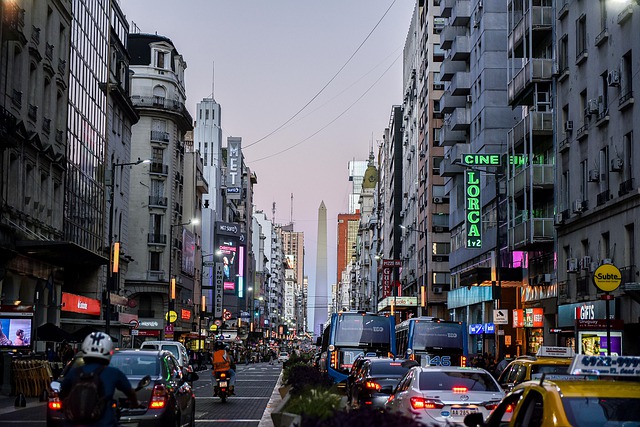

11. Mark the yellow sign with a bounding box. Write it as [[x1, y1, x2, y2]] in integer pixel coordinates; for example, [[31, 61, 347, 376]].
[[593, 263, 622, 292], [209, 324, 218, 332], [165, 310, 178, 323]]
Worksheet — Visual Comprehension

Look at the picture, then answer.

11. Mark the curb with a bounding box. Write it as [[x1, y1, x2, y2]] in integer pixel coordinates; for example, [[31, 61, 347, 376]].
[[258, 370, 283, 427]]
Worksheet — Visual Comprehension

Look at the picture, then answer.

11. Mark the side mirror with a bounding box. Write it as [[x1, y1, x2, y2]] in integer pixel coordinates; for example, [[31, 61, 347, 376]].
[[136, 375, 152, 391], [464, 412, 485, 427]]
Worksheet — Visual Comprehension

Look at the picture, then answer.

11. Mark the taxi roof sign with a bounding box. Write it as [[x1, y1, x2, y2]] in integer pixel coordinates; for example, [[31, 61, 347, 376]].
[[570, 355, 640, 377], [536, 346, 575, 358]]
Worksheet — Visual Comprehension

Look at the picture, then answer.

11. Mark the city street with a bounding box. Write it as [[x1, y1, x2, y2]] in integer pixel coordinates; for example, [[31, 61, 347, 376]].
[[0, 362, 282, 426]]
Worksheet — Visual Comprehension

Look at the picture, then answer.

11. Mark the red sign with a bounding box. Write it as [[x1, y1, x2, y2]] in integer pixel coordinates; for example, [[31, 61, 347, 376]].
[[382, 268, 392, 298], [181, 309, 191, 320], [512, 309, 524, 328], [61, 292, 101, 316], [525, 308, 544, 328]]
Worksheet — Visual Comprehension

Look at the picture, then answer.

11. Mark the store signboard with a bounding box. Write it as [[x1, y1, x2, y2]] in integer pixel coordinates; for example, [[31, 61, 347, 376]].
[[524, 308, 544, 327], [512, 309, 524, 328]]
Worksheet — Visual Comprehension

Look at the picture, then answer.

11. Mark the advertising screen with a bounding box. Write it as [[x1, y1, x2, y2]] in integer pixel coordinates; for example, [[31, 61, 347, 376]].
[[0, 316, 33, 348], [218, 242, 238, 291]]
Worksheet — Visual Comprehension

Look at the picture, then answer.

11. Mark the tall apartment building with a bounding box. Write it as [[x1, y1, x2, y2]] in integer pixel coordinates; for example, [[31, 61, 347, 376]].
[[125, 33, 194, 340], [348, 160, 368, 214], [554, 0, 639, 355], [440, 0, 522, 356], [280, 223, 305, 334], [336, 212, 359, 310], [0, 0, 71, 329]]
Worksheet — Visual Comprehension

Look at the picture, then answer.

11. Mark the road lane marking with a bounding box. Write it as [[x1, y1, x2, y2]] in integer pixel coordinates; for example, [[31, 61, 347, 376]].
[[195, 396, 269, 400], [196, 420, 261, 423]]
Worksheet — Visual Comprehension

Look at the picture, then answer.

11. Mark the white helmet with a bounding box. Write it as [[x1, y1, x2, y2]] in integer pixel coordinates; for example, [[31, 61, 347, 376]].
[[81, 331, 114, 361]]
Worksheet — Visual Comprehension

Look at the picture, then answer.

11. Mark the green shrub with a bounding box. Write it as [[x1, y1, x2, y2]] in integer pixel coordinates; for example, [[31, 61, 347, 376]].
[[283, 363, 333, 396], [285, 388, 342, 420]]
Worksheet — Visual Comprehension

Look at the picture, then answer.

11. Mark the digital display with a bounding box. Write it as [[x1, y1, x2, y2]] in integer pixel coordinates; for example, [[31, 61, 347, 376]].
[[0, 317, 33, 348]]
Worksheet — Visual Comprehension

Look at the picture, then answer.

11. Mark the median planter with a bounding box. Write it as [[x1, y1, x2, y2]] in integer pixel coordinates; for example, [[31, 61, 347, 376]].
[[270, 393, 301, 427]]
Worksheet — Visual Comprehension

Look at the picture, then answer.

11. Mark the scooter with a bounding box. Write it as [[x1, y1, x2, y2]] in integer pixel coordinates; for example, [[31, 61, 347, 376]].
[[213, 371, 232, 403]]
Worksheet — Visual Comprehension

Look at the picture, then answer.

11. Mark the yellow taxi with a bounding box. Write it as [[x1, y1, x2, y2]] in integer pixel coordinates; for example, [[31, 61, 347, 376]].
[[464, 354, 640, 427], [497, 346, 573, 391]]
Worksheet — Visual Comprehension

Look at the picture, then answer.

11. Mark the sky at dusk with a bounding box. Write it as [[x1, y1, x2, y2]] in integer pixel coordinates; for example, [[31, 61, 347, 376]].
[[119, 0, 416, 313]]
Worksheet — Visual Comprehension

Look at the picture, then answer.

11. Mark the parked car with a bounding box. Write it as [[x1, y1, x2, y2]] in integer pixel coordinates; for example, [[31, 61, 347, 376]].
[[139, 340, 191, 372], [47, 349, 198, 427], [278, 351, 290, 363], [347, 357, 415, 409], [385, 366, 504, 426]]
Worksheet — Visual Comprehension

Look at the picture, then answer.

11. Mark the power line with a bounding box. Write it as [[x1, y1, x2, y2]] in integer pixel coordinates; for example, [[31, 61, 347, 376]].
[[249, 51, 402, 162], [243, 0, 398, 150]]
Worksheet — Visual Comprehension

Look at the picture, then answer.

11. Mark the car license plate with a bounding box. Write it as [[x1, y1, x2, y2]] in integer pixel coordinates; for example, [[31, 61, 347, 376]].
[[219, 381, 228, 387], [451, 408, 477, 417]]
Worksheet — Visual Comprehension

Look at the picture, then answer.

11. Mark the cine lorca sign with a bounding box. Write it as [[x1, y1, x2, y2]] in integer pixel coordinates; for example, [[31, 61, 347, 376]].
[[465, 170, 482, 248]]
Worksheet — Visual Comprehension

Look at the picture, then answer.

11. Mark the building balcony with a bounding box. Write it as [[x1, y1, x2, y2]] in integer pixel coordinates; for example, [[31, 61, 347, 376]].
[[449, 107, 470, 131], [440, 56, 467, 81], [509, 217, 554, 250], [147, 233, 167, 244], [440, 0, 454, 18], [150, 130, 170, 144], [508, 58, 553, 106], [440, 24, 466, 50], [2, 3, 26, 43], [450, 0, 471, 26], [131, 95, 193, 129], [440, 91, 467, 114], [510, 164, 554, 198], [449, 72, 470, 96], [509, 111, 553, 149], [149, 162, 169, 176], [196, 177, 208, 192], [508, 5, 553, 55], [148, 196, 168, 208], [439, 121, 467, 146], [450, 35, 470, 61]]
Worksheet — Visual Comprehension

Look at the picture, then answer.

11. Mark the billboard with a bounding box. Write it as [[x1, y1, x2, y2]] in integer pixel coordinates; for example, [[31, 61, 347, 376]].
[[214, 221, 246, 297], [181, 228, 196, 276], [226, 137, 242, 199]]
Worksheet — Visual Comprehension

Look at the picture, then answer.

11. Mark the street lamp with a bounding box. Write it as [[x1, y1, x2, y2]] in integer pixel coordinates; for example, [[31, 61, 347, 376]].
[[167, 218, 199, 337], [106, 158, 151, 335], [400, 224, 426, 316]]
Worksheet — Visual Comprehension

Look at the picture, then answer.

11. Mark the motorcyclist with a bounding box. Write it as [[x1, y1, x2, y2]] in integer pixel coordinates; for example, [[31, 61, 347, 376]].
[[59, 331, 140, 427], [211, 340, 236, 395]]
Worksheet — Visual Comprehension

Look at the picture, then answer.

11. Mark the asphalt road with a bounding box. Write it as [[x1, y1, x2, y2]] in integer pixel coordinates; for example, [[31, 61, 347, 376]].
[[0, 361, 282, 426]]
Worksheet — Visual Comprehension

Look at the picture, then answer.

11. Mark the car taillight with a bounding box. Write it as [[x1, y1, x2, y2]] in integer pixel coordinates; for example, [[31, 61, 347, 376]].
[[364, 381, 381, 391], [485, 402, 500, 410], [410, 397, 444, 410], [48, 392, 62, 411], [149, 384, 168, 409], [506, 404, 514, 413], [452, 386, 468, 394], [461, 356, 467, 367]]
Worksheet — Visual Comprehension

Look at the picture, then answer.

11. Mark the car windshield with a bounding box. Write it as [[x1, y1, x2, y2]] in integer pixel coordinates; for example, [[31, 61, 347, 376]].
[[530, 363, 569, 376], [418, 371, 501, 392], [562, 397, 640, 426], [280, 352, 288, 356], [369, 362, 410, 376], [111, 354, 160, 376], [160, 344, 180, 360]]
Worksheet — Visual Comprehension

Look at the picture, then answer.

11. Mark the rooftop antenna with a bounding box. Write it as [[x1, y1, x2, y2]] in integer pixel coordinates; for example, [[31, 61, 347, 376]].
[[211, 60, 215, 101], [290, 193, 294, 225], [272, 201, 276, 224]]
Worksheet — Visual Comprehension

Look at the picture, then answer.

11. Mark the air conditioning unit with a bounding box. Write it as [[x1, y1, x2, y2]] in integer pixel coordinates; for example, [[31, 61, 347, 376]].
[[580, 256, 592, 270], [564, 120, 574, 132], [587, 99, 599, 114], [542, 274, 553, 284], [588, 169, 600, 182], [610, 158, 623, 172], [433, 286, 443, 294], [567, 258, 578, 273], [434, 226, 444, 232], [466, 95, 473, 103], [607, 70, 620, 87], [556, 213, 564, 224], [573, 199, 584, 213], [433, 196, 444, 204], [601, 258, 613, 265]]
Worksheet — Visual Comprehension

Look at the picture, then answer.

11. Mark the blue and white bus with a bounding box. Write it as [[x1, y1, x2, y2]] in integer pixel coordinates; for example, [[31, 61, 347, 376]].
[[319, 311, 396, 384], [395, 317, 468, 367]]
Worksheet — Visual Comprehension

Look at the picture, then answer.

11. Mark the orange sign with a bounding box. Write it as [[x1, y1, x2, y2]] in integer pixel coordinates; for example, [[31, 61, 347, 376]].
[[181, 309, 191, 320], [61, 292, 101, 316]]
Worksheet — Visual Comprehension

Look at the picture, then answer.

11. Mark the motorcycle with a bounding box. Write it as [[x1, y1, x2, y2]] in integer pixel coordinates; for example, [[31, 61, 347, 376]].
[[213, 371, 232, 402]]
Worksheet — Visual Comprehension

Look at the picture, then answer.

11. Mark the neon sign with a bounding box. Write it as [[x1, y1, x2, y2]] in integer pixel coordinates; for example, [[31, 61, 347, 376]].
[[465, 170, 482, 248]]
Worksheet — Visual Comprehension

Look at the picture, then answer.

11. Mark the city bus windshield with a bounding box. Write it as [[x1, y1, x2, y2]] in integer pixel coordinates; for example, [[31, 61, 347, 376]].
[[334, 315, 391, 347], [412, 322, 463, 350]]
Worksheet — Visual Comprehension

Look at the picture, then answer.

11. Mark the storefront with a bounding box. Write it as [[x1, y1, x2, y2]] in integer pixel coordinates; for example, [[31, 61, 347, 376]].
[[557, 301, 623, 355], [512, 308, 544, 355]]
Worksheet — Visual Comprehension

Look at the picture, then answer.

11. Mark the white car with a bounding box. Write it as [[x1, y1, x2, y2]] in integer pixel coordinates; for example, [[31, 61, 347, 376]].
[[385, 366, 504, 426], [278, 351, 290, 363], [140, 340, 191, 371]]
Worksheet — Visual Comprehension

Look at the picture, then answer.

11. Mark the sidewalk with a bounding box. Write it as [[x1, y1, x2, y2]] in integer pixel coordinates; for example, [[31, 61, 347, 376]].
[[258, 370, 284, 427], [0, 394, 46, 416]]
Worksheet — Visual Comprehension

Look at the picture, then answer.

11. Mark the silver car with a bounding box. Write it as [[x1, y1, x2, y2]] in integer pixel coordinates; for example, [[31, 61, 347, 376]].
[[385, 366, 504, 426]]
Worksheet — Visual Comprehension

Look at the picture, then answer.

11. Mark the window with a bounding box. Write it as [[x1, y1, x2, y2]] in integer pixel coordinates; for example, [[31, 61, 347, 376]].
[[621, 50, 633, 98], [432, 156, 443, 175], [156, 50, 165, 68], [623, 131, 633, 182], [576, 15, 587, 62], [432, 242, 450, 255], [150, 252, 161, 271], [559, 34, 569, 73]]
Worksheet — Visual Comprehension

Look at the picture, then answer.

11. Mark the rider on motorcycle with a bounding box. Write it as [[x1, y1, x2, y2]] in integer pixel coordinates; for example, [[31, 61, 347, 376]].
[[211, 341, 236, 395]]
